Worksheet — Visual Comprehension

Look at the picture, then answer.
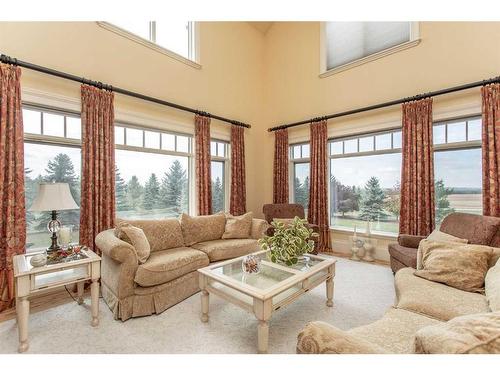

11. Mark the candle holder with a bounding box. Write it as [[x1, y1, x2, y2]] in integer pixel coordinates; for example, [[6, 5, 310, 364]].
[[59, 225, 74, 250]]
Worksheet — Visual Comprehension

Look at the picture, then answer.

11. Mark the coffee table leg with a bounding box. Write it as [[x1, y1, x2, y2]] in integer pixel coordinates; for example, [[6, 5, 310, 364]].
[[77, 281, 84, 305], [17, 296, 30, 353], [201, 290, 209, 322], [326, 265, 334, 307], [90, 280, 99, 327], [257, 320, 269, 354]]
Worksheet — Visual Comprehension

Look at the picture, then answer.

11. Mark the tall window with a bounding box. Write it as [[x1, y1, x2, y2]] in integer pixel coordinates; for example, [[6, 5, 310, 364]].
[[324, 22, 417, 72], [290, 143, 310, 210], [23, 106, 82, 250], [210, 140, 229, 213], [433, 116, 482, 225], [115, 124, 192, 220], [104, 21, 196, 61], [329, 129, 402, 235]]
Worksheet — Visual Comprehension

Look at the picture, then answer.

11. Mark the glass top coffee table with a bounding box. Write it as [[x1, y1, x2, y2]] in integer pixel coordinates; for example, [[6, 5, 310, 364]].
[[198, 250, 336, 353]]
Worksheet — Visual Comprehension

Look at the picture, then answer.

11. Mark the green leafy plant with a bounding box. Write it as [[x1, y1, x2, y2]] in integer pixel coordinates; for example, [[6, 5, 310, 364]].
[[258, 216, 318, 266]]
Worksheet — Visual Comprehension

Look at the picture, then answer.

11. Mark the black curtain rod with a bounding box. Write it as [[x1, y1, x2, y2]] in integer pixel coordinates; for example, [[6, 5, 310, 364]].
[[0, 53, 251, 129], [268, 75, 500, 132]]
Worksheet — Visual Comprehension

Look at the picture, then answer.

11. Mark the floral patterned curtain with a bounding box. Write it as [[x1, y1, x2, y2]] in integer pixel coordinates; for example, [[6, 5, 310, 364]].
[[195, 114, 212, 215], [0, 63, 26, 312], [79, 84, 115, 253], [482, 83, 500, 217], [399, 98, 435, 236], [273, 129, 289, 204], [230, 125, 246, 215], [307, 120, 331, 252]]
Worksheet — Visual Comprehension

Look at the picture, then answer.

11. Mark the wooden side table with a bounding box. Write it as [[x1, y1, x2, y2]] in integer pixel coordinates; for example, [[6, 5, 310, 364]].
[[13, 247, 101, 353]]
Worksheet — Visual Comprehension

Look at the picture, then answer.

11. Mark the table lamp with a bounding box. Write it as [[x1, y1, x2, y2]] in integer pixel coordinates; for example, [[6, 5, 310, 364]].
[[29, 182, 79, 252]]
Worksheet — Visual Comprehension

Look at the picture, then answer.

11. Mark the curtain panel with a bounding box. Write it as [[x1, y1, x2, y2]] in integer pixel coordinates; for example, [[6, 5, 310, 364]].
[[482, 83, 500, 217], [230, 125, 246, 215], [399, 98, 435, 236], [0, 63, 26, 312], [79, 85, 116, 253], [195, 114, 212, 215], [307, 120, 331, 252], [273, 129, 289, 204]]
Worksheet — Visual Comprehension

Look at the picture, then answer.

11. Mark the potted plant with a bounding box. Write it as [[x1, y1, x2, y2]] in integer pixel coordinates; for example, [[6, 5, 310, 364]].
[[258, 216, 318, 266]]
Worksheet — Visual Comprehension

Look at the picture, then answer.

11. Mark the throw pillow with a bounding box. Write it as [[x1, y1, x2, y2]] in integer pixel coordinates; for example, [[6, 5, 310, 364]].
[[180, 212, 227, 246], [115, 222, 151, 264], [414, 312, 500, 354], [427, 229, 468, 244], [485, 257, 500, 311], [414, 240, 492, 293], [222, 212, 253, 239]]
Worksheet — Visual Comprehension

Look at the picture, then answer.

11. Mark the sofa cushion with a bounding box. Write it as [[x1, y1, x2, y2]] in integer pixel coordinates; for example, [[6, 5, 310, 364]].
[[191, 238, 259, 262], [388, 243, 417, 269], [222, 212, 253, 239], [134, 247, 209, 287], [180, 212, 226, 246], [414, 312, 500, 354], [349, 308, 440, 354], [414, 240, 492, 293], [116, 218, 184, 252], [440, 212, 500, 246], [395, 267, 490, 321], [114, 222, 151, 264], [427, 229, 468, 244], [486, 258, 500, 311]]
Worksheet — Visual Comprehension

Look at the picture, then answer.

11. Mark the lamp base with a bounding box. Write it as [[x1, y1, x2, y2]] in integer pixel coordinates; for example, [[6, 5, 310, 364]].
[[47, 210, 61, 253]]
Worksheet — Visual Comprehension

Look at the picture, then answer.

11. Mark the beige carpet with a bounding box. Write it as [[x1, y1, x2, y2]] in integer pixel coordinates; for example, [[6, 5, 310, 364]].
[[0, 257, 395, 354]]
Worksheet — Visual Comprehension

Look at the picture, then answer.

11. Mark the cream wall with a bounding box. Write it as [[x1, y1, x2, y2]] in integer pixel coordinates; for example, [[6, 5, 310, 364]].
[[263, 22, 500, 260], [0, 21, 269, 217], [1, 21, 499, 260]]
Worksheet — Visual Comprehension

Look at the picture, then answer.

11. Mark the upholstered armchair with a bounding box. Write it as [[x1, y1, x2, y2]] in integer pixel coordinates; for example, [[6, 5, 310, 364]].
[[262, 203, 320, 254], [388, 213, 500, 274]]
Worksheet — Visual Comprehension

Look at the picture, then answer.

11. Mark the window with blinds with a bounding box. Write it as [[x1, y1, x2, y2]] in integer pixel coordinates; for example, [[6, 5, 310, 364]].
[[325, 22, 413, 71]]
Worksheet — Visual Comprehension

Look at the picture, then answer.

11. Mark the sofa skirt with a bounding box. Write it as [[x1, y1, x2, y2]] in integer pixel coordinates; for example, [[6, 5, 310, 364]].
[[102, 270, 200, 321]]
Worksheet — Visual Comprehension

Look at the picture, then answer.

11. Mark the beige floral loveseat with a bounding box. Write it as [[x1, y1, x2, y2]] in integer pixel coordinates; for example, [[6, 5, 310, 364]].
[[95, 213, 268, 321], [297, 244, 500, 354]]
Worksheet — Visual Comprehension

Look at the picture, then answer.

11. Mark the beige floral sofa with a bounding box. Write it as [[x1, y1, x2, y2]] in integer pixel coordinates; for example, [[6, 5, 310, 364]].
[[95, 213, 268, 321], [297, 246, 500, 354]]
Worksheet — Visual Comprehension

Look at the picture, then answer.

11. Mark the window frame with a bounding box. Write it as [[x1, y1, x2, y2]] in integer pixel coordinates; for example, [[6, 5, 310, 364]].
[[97, 21, 201, 69], [328, 127, 404, 236], [319, 22, 421, 78], [210, 139, 231, 212], [114, 121, 195, 217], [23, 103, 83, 253], [289, 142, 311, 205]]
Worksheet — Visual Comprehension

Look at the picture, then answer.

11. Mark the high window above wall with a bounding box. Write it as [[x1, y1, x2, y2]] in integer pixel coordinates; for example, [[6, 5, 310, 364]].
[[114, 124, 193, 220], [320, 22, 420, 76], [98, 21, 199, 67]]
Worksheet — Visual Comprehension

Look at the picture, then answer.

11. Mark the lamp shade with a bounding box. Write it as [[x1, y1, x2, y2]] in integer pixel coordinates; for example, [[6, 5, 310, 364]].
[[29, 182, 79, 212]]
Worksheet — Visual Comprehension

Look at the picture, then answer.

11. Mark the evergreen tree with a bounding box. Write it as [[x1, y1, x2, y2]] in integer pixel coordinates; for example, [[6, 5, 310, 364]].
[[359, 176, 388, 221], [36, 153, 80, 230], [293, 176, 310, 210], [115, 166, 128, 211], [435, 179, 455, 225], [160, 160, 187, 215], [385, 181, 401, 221], [126, 176, 143, 211], [24, 168, 37, 228], [143, 173, 160, 210], [331, 176, 360, 217], [211, 176, 224, 213]]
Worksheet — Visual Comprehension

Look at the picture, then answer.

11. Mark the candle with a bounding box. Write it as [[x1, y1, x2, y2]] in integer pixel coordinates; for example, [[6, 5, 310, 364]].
[[59, 226, 72, 247]]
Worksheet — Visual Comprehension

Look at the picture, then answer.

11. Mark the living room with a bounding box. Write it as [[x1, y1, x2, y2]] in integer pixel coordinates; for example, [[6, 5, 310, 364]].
[[1, 0, 500, 372]]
